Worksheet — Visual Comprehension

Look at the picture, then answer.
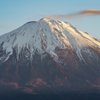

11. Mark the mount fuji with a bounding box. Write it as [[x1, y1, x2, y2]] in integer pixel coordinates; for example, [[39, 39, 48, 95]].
[[0, 18, 100, 100]]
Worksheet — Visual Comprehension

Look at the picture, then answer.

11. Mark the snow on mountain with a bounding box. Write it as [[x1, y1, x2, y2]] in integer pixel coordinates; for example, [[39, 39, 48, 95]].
[[0, 18, 100, 63]]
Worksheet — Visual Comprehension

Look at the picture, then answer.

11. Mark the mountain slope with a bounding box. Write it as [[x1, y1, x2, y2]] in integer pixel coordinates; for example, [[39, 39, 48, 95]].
[[0, 18, 100, 99]]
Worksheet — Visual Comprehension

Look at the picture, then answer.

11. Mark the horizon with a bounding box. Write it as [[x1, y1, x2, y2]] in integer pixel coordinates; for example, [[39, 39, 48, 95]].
[[0, 0, 100, 38]]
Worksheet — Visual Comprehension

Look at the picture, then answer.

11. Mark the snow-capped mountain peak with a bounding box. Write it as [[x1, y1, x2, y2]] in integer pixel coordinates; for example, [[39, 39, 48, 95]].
[[0, 18, 100, 63]]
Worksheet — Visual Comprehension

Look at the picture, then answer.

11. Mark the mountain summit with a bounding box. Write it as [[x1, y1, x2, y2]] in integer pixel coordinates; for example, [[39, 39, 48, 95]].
[[0, 18, 100, 63], [0, 18, 100, 99]]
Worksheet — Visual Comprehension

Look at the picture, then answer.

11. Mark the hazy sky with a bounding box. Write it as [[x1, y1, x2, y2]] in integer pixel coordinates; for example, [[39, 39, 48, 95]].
[[0, 0, 100, 38]]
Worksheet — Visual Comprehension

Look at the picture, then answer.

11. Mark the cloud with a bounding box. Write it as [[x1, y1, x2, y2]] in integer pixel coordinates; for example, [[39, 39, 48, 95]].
[[48, 9, 100, 19], [79, 9, 100, 15]]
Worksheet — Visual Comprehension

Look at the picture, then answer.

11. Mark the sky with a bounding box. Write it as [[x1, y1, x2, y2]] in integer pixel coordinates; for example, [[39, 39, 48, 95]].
[[0, 0, 100, 38]]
